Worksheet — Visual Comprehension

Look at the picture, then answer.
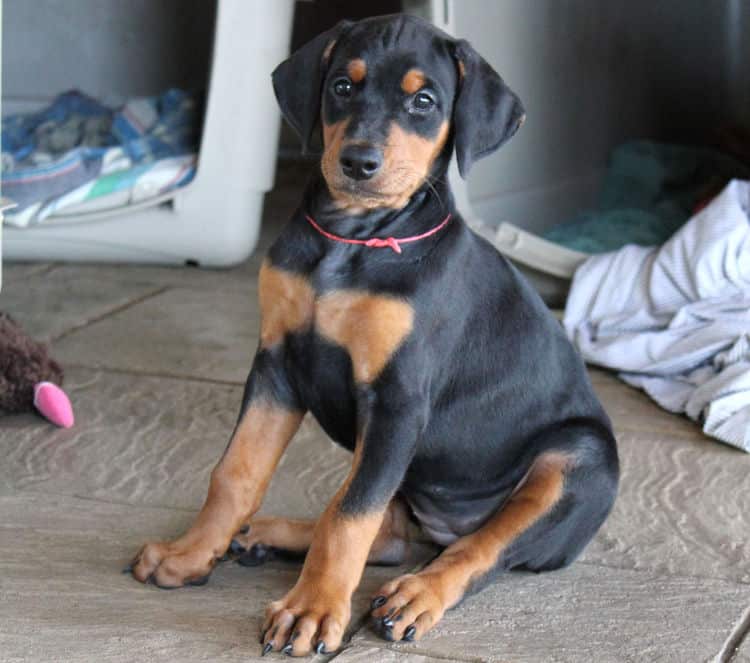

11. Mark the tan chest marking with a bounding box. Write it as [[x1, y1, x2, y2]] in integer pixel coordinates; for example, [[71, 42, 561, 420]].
[[316, 291, 414, 383], [258, 262, 414, 382], [258, 260, 315, 348]]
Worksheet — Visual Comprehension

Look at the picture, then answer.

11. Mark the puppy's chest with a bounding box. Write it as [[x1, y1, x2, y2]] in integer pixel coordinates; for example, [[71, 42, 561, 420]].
[[259, 260, 414, 384]]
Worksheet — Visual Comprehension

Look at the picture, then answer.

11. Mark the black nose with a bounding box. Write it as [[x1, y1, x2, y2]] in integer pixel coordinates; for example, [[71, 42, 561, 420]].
[[339, 144, 383, 181]]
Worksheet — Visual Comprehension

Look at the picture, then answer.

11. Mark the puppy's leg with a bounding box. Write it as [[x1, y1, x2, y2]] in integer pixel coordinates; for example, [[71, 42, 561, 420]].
[[371, 423, 618, 642], [260, 388, 422, 656], [231, 496, 414, 566], [128, 345, 304, 588]]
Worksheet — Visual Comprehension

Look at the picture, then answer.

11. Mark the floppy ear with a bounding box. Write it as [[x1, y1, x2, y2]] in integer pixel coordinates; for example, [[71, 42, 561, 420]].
[[451, 39, 525, 178], [272, 20, 352, 154]]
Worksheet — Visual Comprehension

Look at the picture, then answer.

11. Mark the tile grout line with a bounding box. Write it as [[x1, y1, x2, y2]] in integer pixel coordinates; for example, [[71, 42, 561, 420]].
[[9, 486, 200, 514], [50, 285, 171, 343], [575, 558, 750, 587], [2, 262, 58, 285], [320, 644, 358, 662], [715, 603, 750, 662], [394, 648, 484, 662], [62, 362, 248, 387], [331, 638, 485, 663]]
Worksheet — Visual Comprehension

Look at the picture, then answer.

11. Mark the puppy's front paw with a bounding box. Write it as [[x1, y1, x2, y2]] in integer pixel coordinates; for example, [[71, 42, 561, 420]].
[[260, 584, 351, 657], [126, 539, 221, 589], [370, 573, 447, 642], [228, 519, 279, 567]]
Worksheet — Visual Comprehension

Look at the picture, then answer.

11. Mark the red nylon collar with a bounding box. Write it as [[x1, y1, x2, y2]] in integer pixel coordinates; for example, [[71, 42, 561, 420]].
[[305, 212, 452, 254]]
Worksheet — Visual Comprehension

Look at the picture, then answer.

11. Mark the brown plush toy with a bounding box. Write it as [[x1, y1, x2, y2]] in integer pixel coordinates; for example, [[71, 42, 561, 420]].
[[0, 313, 71, 425]]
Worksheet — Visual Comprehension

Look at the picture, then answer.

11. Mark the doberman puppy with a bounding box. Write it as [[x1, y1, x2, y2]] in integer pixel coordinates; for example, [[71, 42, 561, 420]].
[[127, 14, 619, 657]]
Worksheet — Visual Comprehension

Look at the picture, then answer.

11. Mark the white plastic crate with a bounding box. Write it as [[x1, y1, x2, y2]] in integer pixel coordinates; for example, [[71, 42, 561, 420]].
[[2, 0, 294, 266]]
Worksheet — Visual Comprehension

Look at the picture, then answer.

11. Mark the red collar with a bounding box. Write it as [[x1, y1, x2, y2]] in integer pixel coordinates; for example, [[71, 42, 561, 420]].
[[305, 212, 452, 254]]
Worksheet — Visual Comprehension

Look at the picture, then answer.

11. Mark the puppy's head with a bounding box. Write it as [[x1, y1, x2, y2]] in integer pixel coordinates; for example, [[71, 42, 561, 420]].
[[273, 14, 524, 211]]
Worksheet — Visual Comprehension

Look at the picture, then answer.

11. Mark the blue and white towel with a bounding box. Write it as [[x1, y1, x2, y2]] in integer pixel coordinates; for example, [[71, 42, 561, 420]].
[[564, 180, 750, 451], [2, 89, 200, 227]]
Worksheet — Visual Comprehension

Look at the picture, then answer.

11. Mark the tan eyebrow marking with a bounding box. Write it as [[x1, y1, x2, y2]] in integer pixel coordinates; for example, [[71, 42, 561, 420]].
[[401, 68, 426, 94], [347, 58, 367, 83]]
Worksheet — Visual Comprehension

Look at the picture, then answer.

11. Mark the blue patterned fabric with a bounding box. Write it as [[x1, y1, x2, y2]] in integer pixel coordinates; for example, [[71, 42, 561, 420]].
[[2, 89, 201, 222]]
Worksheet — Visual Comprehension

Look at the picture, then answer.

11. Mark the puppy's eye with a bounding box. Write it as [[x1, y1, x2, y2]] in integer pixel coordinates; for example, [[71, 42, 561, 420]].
[[333, 78, 353, 97], [411, 91, 436, 112]]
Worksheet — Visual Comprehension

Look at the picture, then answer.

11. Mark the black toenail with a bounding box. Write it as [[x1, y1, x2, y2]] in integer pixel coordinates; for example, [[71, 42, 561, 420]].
[[261, 642, 273, 656], [187, 574, 209, 587], [123, 556, 140, 573], [382, 617, 394, 628], [282, 643, 293, 655], [150, 578, 178, 590], [239, 524, 250, 534], [230, 539, 247, 555], [404, 625, 416, 641], [237, 543, 273, 567], [315, 640, 326, 654], [371, 596, 387, 609]]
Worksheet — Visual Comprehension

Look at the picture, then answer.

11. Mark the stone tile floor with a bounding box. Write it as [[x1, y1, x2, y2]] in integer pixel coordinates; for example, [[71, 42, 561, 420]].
[[1, 171, 749, 662]]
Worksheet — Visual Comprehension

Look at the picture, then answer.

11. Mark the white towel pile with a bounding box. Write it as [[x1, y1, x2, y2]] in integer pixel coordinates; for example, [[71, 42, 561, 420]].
[[564, 180, 750, 451]]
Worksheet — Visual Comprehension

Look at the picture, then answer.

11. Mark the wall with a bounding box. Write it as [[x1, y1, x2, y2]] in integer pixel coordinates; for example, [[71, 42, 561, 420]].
[[453, 0, 749, 233], [2, 0, 216, 113], [726, 0, 750, 127]]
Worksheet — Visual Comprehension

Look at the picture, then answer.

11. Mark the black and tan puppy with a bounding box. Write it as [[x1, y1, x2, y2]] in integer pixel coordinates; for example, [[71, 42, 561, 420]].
[[128, 14, 618, 657]]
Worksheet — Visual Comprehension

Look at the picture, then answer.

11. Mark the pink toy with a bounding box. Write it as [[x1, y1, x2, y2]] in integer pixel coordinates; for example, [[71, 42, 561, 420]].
[[33, 382, 75, 428]]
